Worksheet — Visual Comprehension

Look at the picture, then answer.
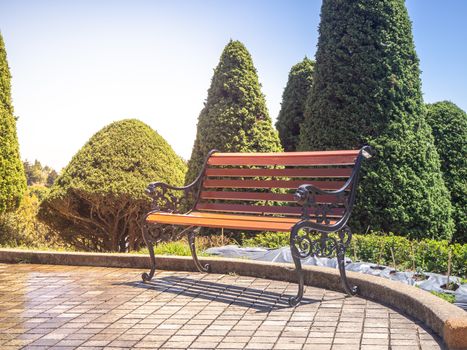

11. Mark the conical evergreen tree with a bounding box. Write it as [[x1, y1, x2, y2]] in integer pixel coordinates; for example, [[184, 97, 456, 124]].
[[186, 40, 282, 183], [298, 0, 453, 239], [426, 101, 467, 243], [0, 33, 26, 214], [276, 57, 314, 151]]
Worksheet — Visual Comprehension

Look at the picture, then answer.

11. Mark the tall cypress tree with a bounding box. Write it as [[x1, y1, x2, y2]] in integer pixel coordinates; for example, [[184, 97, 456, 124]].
[[186, 40, 282, 183], [298, 0, 453, 239], [426, 101, 467, 243], [276, 57, 314, 151], [0, 33, 26, 214]]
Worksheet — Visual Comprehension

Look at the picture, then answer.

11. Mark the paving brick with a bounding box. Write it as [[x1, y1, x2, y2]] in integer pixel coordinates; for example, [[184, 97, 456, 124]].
[[0, 263, 446, 350]]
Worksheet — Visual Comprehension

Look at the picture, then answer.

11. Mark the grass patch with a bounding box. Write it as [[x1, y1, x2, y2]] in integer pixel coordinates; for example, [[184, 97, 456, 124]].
[[430, 291, 456, 303]]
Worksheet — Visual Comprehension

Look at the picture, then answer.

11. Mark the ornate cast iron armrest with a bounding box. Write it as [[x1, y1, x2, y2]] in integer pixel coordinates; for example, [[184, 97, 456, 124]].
[[293, 146, 373, 228], [145, 149, 219, 214], [145, 181, 198, 214]]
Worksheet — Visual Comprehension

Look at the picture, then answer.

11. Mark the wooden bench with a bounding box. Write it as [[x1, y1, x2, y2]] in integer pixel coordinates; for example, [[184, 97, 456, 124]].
[[141, 146, 373, 305]]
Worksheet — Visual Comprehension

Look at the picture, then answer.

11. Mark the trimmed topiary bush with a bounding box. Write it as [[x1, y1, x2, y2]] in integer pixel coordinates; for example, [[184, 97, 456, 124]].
[[298, 0, 453, 240], [426, 101, 467, 243], [0, 33, 26, 214], [276, 57, 314, 151], [186, 40, 282, 183], [39, 119, 187, 252]]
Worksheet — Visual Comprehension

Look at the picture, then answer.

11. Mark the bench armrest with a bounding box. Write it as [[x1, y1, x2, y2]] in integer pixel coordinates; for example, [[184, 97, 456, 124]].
[[145, 181, 199, 214], [145, 149, 219, 214], [294, 146, 373, 228]]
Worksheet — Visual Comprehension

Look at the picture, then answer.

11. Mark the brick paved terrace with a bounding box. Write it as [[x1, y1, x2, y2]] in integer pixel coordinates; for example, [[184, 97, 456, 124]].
[[0, 263, 445, 350]]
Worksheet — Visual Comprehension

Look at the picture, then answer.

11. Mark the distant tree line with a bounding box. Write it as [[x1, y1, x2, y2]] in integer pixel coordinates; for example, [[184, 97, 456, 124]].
[[23, 160, 58, 187]]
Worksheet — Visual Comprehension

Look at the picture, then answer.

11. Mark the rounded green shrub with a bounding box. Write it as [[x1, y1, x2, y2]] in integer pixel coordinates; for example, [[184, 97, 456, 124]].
[[39, 119, 187, 252], [426, 101, 467, 243], [298, 0, 453, 240], [276, 57, 314, 151], [0, 33, 26, 214], [186, 40, 282, 183]]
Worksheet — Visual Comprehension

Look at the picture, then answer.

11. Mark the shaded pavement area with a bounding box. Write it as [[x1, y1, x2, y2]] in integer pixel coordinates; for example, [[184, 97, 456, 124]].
[[0, 263, 444, 349]]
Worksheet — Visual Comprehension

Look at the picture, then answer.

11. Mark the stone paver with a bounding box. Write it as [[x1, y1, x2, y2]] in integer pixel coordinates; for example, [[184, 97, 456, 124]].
[[0, 263, 445, 349]]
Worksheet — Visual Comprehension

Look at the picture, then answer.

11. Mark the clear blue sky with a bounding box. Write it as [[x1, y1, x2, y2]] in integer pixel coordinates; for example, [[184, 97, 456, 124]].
[[0, 0, 466, 170]]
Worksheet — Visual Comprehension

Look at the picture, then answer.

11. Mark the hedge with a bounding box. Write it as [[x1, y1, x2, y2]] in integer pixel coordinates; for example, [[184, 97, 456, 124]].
[[242, 231, 467, 277]]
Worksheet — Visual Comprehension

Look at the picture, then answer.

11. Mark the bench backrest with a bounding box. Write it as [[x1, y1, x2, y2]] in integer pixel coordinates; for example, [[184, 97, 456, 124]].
[[194, 149, 362, 222]]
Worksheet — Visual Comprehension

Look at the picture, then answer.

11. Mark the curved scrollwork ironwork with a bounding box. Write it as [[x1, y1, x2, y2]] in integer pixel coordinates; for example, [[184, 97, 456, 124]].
[[289, 222, 358, 302], [146, 181, 200, 214], [290, 222, 352, 259]]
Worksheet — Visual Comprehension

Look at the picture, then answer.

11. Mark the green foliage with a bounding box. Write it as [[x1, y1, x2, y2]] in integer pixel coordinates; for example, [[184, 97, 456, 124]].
[[28, 185, 50, 201], [150, 241, 192, 256], [426, 101, 467, 243], [23, 159, 58, 187], [242, 231, 288, 249], [0, 34, 27, 214], [298, 0, 453, 240], [138, 240, 209, 257], [276, 58, 314, 151], [0, 33, 13, 114], [242, 231, 467, 277], [186, 40, 282, 183], [430, 291, 455, 304], [39, 119, 187, 252], [0, 188, 63, 248]]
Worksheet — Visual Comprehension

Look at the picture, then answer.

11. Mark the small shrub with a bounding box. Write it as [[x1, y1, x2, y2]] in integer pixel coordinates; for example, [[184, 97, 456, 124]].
[[136, 235, 227, 257], [0, 188, 64, 248]]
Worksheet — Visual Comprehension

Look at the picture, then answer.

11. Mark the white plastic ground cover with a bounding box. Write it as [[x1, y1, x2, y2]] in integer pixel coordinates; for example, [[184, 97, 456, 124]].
[[205, 245, 467, 310]]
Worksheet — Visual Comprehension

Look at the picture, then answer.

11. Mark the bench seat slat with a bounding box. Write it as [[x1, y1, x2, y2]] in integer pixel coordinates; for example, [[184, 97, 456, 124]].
[[195, 203, 344, 216], [146, 211, 336, 232], [205, 167, 353, 178]]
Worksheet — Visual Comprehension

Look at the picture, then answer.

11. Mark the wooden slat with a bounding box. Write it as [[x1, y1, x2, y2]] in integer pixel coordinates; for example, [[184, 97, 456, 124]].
[[203, 179, 346, 190], [205, 167, 352, 178], [147, 213, 296, 231], [211, 150, 360, 157], [200, 191, 342, 204], [186, 211, 300, 223], [146, 211, 337, 231], [195, 203, 344, 217], [208, 150, 359, 166], [201, 191, 294, 202]]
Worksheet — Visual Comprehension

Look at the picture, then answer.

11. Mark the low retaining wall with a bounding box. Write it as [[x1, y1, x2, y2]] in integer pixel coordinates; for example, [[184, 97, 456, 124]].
[[0, 248, 465, 349]]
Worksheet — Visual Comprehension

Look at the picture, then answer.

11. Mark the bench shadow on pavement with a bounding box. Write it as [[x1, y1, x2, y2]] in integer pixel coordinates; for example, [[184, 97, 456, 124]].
[[118, 275, 319, 311]]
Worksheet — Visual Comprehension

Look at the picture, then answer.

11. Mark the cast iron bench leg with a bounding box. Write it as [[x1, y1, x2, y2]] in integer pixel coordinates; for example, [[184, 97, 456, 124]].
[[337, 240, 358, 295], [188, 227, 211, 273], [142, 223, 156, 282], [289, 228, 305, 306]]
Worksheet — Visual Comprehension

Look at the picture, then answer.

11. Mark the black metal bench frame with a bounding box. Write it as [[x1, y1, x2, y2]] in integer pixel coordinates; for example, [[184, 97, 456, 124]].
[[141, 146, 373, 306]]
